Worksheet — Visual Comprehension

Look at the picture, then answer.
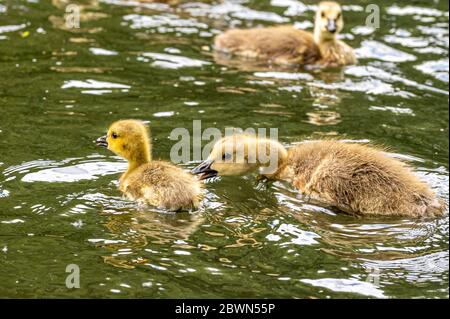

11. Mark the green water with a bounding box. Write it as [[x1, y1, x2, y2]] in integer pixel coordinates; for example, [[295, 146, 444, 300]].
[[0, 0, 448, 298]]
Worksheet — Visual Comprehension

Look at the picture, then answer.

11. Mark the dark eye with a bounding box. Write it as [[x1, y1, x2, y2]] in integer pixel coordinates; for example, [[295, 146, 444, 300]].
[[321, 12, 326, 18], [111, 132, 118, 139], [336, 13, 341, 19]]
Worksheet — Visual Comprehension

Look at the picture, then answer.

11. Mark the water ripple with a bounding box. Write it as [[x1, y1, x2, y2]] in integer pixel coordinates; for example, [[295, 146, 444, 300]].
[[301, 278, 386, 298], [139, 52, 211, 69], [356, 40, 417, 63], [415, 59, 449, 83], [181, 1, 288, 23], [4, 156, 126, 183], [124, 13, 208, 32]]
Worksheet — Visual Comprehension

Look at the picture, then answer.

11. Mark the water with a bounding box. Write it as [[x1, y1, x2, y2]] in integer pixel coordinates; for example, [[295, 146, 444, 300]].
[[0, 0, 448, 298]]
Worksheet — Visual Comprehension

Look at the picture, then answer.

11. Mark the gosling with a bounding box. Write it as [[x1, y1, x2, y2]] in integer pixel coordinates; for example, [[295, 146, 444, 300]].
[[214, 1, 356, 68], [192, 135, 446, 218], [96, 120, 203, 211]]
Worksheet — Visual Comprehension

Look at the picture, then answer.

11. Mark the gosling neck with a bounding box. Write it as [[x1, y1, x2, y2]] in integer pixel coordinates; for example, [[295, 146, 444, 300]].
[[255, 138, 289, 179], [125, 140, 152, 173], [314, 27, 338, 54]]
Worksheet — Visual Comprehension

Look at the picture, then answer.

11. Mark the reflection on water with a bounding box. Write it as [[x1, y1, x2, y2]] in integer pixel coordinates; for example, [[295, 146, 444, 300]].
[[301, 278, 386, 298], [305, 110, 341, 126], [416, 59, 449, 83], [94, 209, 205, 269], [362, 251, 449, 284], [356, 40, 417, 63], [0, 0, 448, 298], [139, 52, 211, 69]]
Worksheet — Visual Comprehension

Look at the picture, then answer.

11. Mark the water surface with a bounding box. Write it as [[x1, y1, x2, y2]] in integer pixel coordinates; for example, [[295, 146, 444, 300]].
[[0, 0, 448, 298]]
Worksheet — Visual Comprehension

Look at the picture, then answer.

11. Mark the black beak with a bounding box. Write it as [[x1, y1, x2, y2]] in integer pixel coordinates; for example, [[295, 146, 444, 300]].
[[95, 135, 108, 148], [191, 160, 218, 181], [326, 19, 337, 33]]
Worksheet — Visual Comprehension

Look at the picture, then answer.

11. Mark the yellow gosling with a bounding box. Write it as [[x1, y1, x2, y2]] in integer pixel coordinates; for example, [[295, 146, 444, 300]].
[[96, 120, 203, 211]]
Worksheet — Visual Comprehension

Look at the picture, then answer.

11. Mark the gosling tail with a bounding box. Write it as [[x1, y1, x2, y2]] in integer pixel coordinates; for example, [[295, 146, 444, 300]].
[[424, 198, 447, 217]]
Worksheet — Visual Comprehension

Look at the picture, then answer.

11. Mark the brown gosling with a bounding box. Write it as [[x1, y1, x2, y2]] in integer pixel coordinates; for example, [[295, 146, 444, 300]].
[[214, 1, 356, 68], [96, 120, 203, 211], [192, 135, 446, 218]]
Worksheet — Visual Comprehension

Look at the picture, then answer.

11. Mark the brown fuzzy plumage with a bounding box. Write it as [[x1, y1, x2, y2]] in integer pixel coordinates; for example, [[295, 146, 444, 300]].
[[215, 26, 320, 66], [97, 120, 203, 212], [193, 135, 446, 218], [214, 1, 357, 68], [277, 141, 446, 217], [121, 161, 203, 211]]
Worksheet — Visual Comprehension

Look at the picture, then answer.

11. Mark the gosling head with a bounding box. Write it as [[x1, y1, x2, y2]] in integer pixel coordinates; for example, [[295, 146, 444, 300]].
[[191, 134, 287, 180], [96, 120, 151, 164], [314, 1, 344, 41]]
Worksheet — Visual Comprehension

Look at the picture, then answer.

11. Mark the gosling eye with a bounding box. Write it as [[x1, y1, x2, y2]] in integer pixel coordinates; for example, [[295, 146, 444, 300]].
[[111, 132, 118, 139], [321, 12, 326, 18], [222, 153, 232, 161], [336, 13, 341, 19]]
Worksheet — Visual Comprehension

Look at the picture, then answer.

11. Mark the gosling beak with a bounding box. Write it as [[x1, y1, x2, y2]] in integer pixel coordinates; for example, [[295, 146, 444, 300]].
[[191, 160, 218, 181], [95, 135, 108, 148], [326, 19, 337, 33]]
